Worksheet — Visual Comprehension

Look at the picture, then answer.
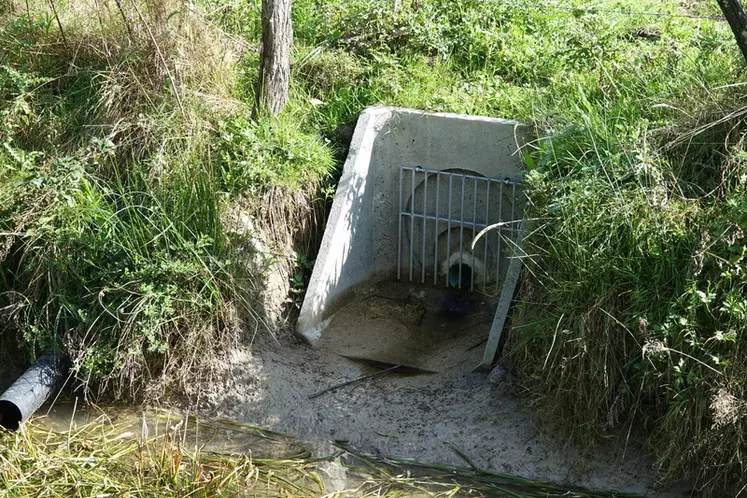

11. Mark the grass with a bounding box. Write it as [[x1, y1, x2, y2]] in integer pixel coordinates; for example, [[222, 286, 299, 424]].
[[337, 442, 646, 498], [513, 109, 747, 494], [0, 413, 321, 497], [0, 0, 334, 400], [1, 0, 747, 495]]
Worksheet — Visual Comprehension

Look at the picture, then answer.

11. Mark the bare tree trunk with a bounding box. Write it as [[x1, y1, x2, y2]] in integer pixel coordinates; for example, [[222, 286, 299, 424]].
[[257, 0, 292, 117], [717, 0, 747, 63]]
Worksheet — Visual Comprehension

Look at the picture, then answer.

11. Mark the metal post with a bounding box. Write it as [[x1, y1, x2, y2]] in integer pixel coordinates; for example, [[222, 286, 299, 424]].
[[397, 167, 403, 280], [421, 169, 427, 283], [446, 174, 453, 288], [433, 173, 440, 286], [496, 182, 503, 294], [409, 168, 415, 281], [471, 178, 477, 291], [458, 175, 465, 289], [484, 179, 490, 290]]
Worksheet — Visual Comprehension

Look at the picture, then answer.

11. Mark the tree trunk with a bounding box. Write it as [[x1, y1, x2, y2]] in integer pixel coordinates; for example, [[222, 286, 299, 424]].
[[717, 0, 747, 63], [257, 0, 292, 116]]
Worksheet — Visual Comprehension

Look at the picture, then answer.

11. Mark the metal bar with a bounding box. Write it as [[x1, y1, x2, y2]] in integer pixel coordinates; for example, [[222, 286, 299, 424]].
[[496, 182, 503, 294], [511, 183, 517, 268], [446, 174, 453, 288], [399, 213, 520, 231], [398, 167, 403, 280], [398, 167, 522, 290], [421, 169, 427, 284], [401, 166, 522, 186], [458, 176, 465, 289], [483, 178, 490, 290], [478, 223, 526, 371], [471, 178, 477, 291], [433, 173, 440, 286], [409, 168, 415, 282]]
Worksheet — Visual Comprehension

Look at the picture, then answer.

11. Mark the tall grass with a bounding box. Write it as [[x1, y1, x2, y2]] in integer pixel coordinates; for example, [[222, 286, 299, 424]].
[[0, 0, 334, 400], [512, 94, 747, 493], [0, 414, 322, 496]]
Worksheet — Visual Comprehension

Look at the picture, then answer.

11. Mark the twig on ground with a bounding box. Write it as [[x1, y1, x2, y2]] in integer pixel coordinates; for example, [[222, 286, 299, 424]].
[[309, 364, 402, 399]]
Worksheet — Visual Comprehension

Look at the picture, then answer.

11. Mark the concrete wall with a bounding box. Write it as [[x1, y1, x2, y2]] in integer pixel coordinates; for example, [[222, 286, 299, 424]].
[[298, 107, 531, 340]]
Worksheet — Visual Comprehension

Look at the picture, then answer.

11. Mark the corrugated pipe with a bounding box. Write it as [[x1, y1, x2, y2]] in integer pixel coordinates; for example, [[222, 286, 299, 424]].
[[0, 354, 67, 430]]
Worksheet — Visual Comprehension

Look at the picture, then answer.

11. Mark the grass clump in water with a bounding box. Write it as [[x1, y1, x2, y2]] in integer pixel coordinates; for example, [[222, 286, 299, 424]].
[[0, 415, 322, 497]]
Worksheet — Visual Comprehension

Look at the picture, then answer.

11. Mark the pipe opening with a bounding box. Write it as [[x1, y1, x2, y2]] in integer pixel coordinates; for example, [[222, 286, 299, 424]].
[[0, 400, 23, 430], [447, 262, 473, 289]]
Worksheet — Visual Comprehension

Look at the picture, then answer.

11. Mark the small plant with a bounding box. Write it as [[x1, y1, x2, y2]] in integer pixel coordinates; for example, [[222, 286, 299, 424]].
[[216, 115, 334, 195], [289, 253, 313, 309]]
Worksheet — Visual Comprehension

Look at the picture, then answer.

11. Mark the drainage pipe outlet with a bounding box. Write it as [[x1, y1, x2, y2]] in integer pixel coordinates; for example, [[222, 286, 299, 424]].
[[0, 354, 67, 430]]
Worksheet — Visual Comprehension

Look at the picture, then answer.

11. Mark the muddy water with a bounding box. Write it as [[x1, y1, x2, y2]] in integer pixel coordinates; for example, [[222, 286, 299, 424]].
[[36, 402, 307, 459]]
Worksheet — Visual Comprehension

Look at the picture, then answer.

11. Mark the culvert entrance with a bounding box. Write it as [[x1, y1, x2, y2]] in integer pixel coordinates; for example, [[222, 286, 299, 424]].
[[297, 107, 531, 371], [312, 280, 498, 372]]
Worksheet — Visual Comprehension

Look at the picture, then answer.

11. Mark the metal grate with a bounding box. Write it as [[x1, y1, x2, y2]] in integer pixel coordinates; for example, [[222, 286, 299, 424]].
[[397, 166, 522, 294]]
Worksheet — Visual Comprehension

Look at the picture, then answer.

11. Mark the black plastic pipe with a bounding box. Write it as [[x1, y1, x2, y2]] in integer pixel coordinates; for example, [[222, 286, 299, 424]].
[[0, 354, 66, 430]]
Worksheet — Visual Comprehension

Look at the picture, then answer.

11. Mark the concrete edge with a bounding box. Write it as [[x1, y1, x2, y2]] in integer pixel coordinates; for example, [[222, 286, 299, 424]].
[[297, 107, 394, 342]]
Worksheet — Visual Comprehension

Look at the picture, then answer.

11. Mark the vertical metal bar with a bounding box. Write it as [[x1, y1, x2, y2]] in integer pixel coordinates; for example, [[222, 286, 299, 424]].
[[409, 168, 415, 282], [421, 170, 427, 284], [433, 173, 440, 286], [511, 181, 517, 267], [496, 182, 503, 294], [398, 167, 403, 280], [446, 174, 453, 288], [458, 175, 465, 289], [484, 178, 490, 290], [511, 182, 517, 229], [471, 178, 477, 291]]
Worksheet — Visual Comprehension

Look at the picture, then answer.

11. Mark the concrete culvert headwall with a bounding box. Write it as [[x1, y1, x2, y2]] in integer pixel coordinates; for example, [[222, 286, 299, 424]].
[[298, 107, 531, 342]]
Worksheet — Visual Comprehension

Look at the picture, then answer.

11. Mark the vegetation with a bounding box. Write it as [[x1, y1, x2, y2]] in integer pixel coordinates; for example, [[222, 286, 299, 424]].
[[0, 415, 322, 497], [1, 0, 746, 495], [0, 0, 333, 400]]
